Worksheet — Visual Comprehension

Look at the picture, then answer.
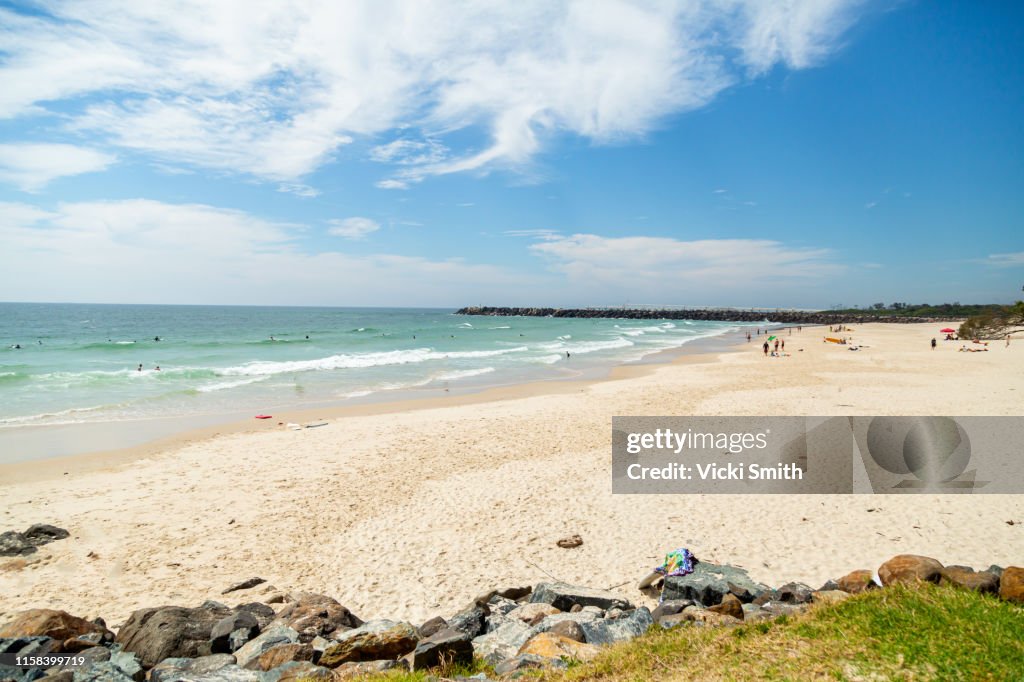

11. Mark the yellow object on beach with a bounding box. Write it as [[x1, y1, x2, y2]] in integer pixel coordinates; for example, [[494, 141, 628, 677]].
[[825, 337, 843, 344]]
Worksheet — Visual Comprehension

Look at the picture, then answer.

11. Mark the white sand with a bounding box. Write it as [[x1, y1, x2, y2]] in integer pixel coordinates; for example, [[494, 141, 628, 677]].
[[1, 323, 1022, 628]]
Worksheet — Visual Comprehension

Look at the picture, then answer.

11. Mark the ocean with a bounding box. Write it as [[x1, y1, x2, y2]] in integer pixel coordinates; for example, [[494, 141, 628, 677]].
[[0, 303, 759, 432]]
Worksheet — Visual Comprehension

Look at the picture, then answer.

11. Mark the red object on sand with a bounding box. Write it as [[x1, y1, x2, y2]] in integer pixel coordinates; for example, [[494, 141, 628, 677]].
[[940, 328, 956, 333], [254, 414, 272, 419]]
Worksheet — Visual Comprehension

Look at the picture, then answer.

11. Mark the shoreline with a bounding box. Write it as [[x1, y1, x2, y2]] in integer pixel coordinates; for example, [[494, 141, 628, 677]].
[[0, 326, 753, 482], [1, 321, 1021, 630]]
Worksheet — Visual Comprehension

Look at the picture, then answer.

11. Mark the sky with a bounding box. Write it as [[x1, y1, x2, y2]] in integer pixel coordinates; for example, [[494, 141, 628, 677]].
[[0, 0, 1021, 309]]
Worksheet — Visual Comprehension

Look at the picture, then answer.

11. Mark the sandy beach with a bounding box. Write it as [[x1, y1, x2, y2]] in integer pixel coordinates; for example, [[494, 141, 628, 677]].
[[1, 322, 1022, 630]]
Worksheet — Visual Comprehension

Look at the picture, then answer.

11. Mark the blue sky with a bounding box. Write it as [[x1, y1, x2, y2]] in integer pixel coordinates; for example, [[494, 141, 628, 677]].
[[0, 0, 1020, 308]]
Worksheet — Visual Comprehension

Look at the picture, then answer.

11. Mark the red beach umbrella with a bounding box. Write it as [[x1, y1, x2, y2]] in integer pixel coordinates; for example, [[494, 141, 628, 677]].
[[940, 328, 956, 333]]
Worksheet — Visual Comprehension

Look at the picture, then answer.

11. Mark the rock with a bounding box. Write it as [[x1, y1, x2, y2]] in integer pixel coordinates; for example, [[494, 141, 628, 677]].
[[579, 606, 652, 645], [255, 642, 314, 671], [149, 654, 238, 682], [116, 602, 232, 669], [222, 578, 266, 595], [547, 620, 587, 643], [60, 632, 105, 653], [0, 531, 36, 557], [837, 569, 876, 594], [605, 608, 624, 619], [40, 672, 75, 682], [0, 610, 113, 644], [751, 589, 778, 606], [404, 626, 472, 670], [507, 603, 560, 626], [266, 661, 335, 681], [759, 601, 809, 618], [679, 605, 742, 626], [818, 579, 840, 592], [878, 555, 943, 586], [986, 565, 1004, 578], [1, 636, 61, 657], [939, 567, 1000, 594], [651, 600, 694, 625], [22, 525, 70, 547], [811, 590, 852, 605], [471, 617, 533, 665], [152, 664, 262, 681], [776, 582, 814, 604], [447, 604, 489, 638], [417, 616, 447, 639], [210, 611, 261, 653], [331, 659, 406, 679], [998, 566, 1024, 604], [494, 586, 532, 601], [707, 593, 744, 619], [661, 561, 770, 607], [529, 582, 632, 612], [556, 534, 583, 548], [318, 620, 418, 667], [232, 626, 299, 670], [233, 603, 275, 630], [493, 654, 568, 676], [270, 594, 362, 643], [518, 632, 601, 662], [486, 596, 519, 616]]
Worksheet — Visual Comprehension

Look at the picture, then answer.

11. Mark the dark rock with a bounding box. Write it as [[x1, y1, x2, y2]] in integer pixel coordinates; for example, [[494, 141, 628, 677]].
[[878, 555, 943, 586], [486, 596, 519, 616], [22, 526, 69, 547], [939, 567, 999, 594], [0, 610, 113, 644], [255, 642, 314, 671], [446, 604, 489, 638], [318, 620, 418, 667], [0, 531, 35, 557], [149, 654, 237, 682], [547, 620, 586, 643], [752, 589, 778, 606], [837, 569, 876, 594], [0, 636, 60, 656], [494, 586, 532, 601], [232, 626, 299, 670], [48, 650, 143, 682], [529, 582, 632, 612], [998, 566, 1024, 604], [115, 602, 232, 669], [405, 626, 472, 671], [776, 582, 814, 604], [233, 603, 275, 629], [650, 600, 694, 625], [707, 593, 744, 619], [818, 579, 840, 592], [210, 611, 260, 654], [417, 616, 447, 639], [222, 578, 266, 595], [556, 534, 583, 548], [60, 632, 104, 653], [987, 565, 1004, 578], [579, 607, 652, 645], [661, 562, 770, 607], [270, 594, 362, 643], [493, 653, 568, 676]]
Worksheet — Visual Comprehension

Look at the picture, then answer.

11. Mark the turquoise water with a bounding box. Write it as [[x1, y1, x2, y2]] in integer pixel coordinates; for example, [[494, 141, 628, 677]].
[[0, 303, 756, 428]]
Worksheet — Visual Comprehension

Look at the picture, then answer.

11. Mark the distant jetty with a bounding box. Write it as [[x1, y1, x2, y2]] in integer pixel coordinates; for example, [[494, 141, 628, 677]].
[[456, 306, 962, 325]]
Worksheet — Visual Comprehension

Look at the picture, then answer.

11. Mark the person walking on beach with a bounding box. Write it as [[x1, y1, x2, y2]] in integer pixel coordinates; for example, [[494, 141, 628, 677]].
[[931, 338, 937, 350], [781, 339, 785, 351], [1007, 334, 1011, 348], [774, 339, 779, 353], [746, 332, 751, 342], [763, 340, 769, 357]]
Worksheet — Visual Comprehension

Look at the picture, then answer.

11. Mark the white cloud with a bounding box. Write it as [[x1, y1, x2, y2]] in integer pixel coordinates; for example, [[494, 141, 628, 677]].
[[986, 252, 1024, 268], [277, 183, 321, 198], [865, 201, 877, 209], [327, 217, 381, 240], [504, 229, 561, 240], [0, 143, 116, 191], [0, 1, 868, 185]]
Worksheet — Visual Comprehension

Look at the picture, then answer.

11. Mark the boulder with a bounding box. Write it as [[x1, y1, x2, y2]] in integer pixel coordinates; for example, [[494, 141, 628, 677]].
[[331, 659, 406, 679], [579, 607, 652, 645], [998, 566, 1024, 604], [471, 617, 532, 665], [0, 610, 113, 644], [759, 601, 809, 618], [270, 594, 362, 643], [149, 654, 237, 682], [417, 616, 447, 639], [0, 531, 36, 557], [232, 626, 299, 670], [507, 603, 560, 626], [707, 593, 744, 620], [518, 632, 601, 662], [318, 620, 418, 667], [210, 611, 261, 654], [485, 596, 519, 616], [493, 654, 568, 676], [222, 578, 266, 595], [661, 561, 770, 606], [494, 586, 532, 601], [678, 605, 742, 626], [266, 661, 335, 681], [877, 555, 943, 586], [837, 569, 876, 594], [547, 620, 587, 643], [404, 626, 472, 671], [650, 600, 694, 625], [22, 525, 70, 547], [152, 664, 262, 681], [116, 602, 232, 669], [255, 642, 314, 671], [939, 567, 1000, 594], [811, 590, 852, 605], [776, 582, 814, 604], [233, 603, 275, 630], [446, 604, 489, 638], [0, 636, 61, 657], [529, 582, 632, 612]]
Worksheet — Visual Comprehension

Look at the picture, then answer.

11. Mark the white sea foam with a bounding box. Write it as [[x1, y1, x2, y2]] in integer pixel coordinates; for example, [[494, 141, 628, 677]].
[[489, 325, 511, 329], [221, 346, 527, 377], [196, 376, 269, 393], [434, 367, 496, 382]]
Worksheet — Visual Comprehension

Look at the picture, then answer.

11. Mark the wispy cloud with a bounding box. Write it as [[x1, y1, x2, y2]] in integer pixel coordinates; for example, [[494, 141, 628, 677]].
[[328, 217, 380, 240], [503, 229, 561, 240], [277, 183, 321, 198], [865, 201, 877, 209], [0, 1, 869, 187], [985, 252, 1024, 268], [0, 143, 116, 191]]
